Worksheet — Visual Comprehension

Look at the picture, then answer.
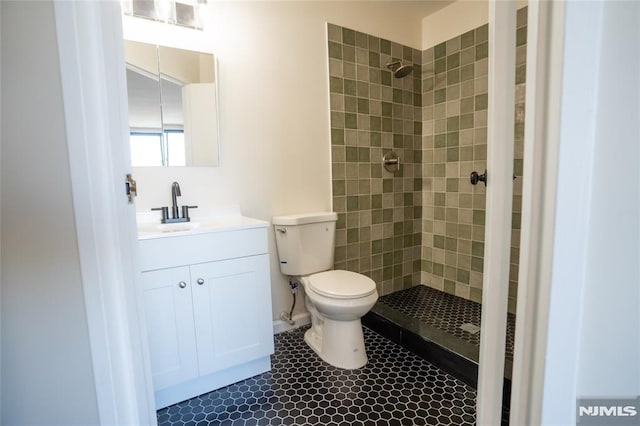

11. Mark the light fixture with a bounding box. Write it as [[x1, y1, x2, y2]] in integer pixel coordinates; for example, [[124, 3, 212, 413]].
[[122, 0, 209, 30], [154, 0, 175, 24]]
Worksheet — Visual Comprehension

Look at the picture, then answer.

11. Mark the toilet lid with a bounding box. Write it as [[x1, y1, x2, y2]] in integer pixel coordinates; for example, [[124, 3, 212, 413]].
[[308, 270, 377, 299]]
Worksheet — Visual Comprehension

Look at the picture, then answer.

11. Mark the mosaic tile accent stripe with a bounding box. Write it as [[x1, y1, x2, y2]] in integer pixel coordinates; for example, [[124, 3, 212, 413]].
[[157, 326, 477, 425], [328, 23, 423, 296], [420, 7, 528, 313]]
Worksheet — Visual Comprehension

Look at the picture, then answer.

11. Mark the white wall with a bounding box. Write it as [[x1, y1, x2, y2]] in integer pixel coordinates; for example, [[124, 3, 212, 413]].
[[574, 0, 639, 397], [421, 0, 527, 49], [422, 0, 488, 49], [0, 0, 3, 420], [132, 1, 436, 322], [542, 1, 640, 423], [0, 1, 100, 424], [0, 0, 2, 421]]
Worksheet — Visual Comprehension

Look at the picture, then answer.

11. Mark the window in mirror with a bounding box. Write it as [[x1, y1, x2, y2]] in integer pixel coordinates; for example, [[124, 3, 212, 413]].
[[130, 132, 164, 167], [129, 130, 186, 167], [165, 130, 186, 166], [124, 39, 220, 167]]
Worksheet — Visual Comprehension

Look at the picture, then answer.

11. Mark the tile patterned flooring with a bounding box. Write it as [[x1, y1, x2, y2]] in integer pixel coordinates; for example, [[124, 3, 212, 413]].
[[378, 285, 516, 359], [157, 326, 476, 425]]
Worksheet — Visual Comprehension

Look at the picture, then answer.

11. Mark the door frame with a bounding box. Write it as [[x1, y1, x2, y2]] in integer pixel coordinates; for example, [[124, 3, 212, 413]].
[[51, 0, 565, 424], [53, 1, 156, 424], [476, 1, 517, 423], [509, 1, 567, 424], [477, 1, 568, 423]]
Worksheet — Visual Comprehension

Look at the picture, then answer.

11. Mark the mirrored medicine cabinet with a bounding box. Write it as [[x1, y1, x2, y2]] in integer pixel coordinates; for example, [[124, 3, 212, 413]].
[[124, 40, 220, 167]]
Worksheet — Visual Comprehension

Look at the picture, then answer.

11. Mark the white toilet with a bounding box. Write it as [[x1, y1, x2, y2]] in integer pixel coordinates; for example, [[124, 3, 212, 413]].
[[272, 212, 379, 369]]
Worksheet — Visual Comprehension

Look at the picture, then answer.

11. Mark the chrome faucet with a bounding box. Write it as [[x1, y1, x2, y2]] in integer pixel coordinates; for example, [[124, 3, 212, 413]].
[[151, 181, 198, 224], [171, 181, 181, 220]]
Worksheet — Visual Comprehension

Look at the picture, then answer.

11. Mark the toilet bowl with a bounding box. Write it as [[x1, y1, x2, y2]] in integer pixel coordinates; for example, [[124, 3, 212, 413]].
[[299, 270, 378, 369], [272, 212, 379, 369]]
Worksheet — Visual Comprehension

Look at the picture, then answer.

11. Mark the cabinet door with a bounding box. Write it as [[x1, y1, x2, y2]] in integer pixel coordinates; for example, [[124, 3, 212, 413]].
[[191, 255, 274, 375], [142, 266, 198, 390]]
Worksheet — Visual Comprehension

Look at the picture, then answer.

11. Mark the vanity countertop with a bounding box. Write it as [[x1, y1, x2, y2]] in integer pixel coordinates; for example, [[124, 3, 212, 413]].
[[136, 206, 269, 240]]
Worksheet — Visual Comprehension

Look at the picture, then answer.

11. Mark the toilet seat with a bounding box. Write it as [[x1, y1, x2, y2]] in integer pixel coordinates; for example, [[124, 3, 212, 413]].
[[307, 270, 376, 299]]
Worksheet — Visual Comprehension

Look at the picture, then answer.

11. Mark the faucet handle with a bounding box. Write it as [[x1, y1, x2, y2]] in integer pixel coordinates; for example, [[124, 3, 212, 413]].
[[151, 207, 169, 223], [181, 205, 198, 221]]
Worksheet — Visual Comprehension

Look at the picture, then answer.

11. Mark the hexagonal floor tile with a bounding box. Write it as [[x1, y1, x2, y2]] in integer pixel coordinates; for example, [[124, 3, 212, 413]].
[[157, 326, 476, 425]]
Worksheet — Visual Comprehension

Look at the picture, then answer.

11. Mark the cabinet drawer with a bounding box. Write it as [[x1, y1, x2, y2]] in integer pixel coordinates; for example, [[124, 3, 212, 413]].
[[139, 227, 268, 271]]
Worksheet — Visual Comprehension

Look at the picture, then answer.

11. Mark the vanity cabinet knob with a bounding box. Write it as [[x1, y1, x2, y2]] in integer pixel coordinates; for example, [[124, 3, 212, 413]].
[[197, 278, 205, 285], [178, 281, 187, 289]]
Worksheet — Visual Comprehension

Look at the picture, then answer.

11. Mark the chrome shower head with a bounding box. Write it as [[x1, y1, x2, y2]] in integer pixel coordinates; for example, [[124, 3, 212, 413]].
[[386, 60, 414, 78], [394, 64, 414, 78]]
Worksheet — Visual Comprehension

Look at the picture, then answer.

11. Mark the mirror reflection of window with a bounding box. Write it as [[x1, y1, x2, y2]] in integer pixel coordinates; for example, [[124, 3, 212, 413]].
[[130, 133, 164, 167], [123, 39, 219, 167], [159, 76, 183, 133], [166, 130, 186, 166], [129, 130, 186, 167]]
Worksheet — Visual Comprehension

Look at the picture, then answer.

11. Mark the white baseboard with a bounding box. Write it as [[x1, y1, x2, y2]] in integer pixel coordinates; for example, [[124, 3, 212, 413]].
[[272, 312, 311, 334]]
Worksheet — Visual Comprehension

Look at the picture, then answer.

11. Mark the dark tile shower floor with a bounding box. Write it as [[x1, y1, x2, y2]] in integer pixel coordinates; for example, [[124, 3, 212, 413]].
[[157, 326, 476, 426], [377, 285, 516, 360]]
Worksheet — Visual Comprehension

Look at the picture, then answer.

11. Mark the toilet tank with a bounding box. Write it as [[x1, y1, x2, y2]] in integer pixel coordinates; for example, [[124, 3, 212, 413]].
[[272, 212, 338, 276]]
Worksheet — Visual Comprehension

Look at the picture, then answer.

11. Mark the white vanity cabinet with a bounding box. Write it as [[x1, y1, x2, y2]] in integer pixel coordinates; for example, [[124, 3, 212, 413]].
[[142, 266, 199, 391], [138, 220, 274, 409], [190, 256, 272, 375]]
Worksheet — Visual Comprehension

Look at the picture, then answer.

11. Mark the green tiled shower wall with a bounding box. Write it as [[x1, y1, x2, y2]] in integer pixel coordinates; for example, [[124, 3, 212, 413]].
[[420, 7, 527, 313], [327, 9, 527, 307], [327, 23, 424, 296]]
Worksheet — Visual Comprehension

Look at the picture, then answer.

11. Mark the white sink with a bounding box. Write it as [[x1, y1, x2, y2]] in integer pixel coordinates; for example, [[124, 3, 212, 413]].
[[136, 207, 268, 239], [137, 221, 201, 235]]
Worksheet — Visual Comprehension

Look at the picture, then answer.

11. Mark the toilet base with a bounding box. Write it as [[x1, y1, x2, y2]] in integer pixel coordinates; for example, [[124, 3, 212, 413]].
[[304, 317, 368, 370]]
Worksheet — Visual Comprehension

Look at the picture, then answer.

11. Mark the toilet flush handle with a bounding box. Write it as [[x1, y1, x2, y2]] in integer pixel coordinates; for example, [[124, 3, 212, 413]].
[[275, 227, 287, 234]]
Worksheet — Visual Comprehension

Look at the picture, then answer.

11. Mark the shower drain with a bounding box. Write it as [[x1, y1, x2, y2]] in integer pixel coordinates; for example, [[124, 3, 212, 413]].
[[460, 323, 481, 334]]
